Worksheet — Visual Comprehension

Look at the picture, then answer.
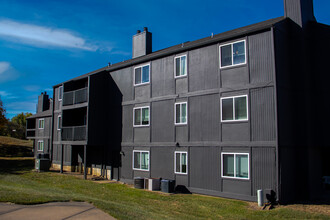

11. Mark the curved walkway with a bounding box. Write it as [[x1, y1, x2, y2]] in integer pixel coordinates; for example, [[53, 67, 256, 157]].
[[0, 202, 116, 220]]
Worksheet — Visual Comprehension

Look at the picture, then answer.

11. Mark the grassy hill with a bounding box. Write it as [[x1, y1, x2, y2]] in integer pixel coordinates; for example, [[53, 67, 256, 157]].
[[0, 136, 33, 157]]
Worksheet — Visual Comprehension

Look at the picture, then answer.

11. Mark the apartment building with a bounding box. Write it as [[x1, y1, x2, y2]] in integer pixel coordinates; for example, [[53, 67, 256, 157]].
[[27, 0, 330, 203]]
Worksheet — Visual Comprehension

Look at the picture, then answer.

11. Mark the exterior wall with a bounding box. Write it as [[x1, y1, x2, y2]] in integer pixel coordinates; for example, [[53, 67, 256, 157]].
[[114, 29, 278, 201], [34, 116, 52, 156]]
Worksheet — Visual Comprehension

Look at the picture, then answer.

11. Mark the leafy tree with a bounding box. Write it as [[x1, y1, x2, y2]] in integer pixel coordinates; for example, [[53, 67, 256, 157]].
[[9, 112, 33, 139], [0, 96, 8, 135]]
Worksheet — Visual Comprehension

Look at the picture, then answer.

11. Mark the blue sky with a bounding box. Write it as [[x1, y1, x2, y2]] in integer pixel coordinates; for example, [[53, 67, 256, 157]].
[[0, 0, 329, 118]]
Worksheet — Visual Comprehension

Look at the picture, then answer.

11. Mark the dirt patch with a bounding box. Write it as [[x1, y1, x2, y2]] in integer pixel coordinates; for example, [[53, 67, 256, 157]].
[[246, 201, 330, 216], [284, 204, 330, 216]]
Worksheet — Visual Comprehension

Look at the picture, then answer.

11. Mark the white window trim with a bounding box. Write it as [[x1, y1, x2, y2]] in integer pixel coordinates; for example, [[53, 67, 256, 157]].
[[174, 102, 188, 125], [37, 140, 44, 152], [174, 54, 188, 78], [132, 150, 150, 171], [221, 152, 249, 180], [220, 95, 248, 122], [133, 63, 150, 86], [174, 151, 188, 175], [38, 118, 45, 129], [133, 106, 150, 127], [219, 40, 246, 69], [57, 115, 61, 130], [58, 86, 63, 101]]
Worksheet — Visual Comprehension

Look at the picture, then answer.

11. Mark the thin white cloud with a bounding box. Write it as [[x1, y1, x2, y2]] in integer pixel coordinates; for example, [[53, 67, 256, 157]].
[[6, 101, 36, 112], [23, 85, 41, 92], [0, 91, 17, 99], [0, 62, 19, 83], [0, 20, 97, 51], [0, 62, 10, 75]]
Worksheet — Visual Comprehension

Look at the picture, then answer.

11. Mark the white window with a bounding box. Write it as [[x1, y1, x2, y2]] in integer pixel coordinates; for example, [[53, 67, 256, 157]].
[[37, 140, 44, 151], [133, 106, 150, 127], [58, 86, 63, 101], [221, 95, 248, 122], [174, 55, 187, 77], [134, 64, 150, 86], [38, 118, 45, 129], [221, 153, 249, 179], [175, 151, 187, 174], [133, 150, 149, 171], [175, 102, 187, 125], [57, 115, 61, 130], [220, 40, 246, 68]]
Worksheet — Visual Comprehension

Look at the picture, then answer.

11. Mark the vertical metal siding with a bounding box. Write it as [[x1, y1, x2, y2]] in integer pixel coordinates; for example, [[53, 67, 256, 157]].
[[189, 94, 220, 142], [188, 45, 218, 92], [110, 68, 133, 102], [122, 105, 133, 142], [250, 87, 276, 141], [152, 57, 175, 97], [121, 147, 133, 180], [150, 147, 175, 179], [151, 100, 175, 142], [252, 147, 276, 196], [249, 31, 274, 84], [190, 146, 220, 191]]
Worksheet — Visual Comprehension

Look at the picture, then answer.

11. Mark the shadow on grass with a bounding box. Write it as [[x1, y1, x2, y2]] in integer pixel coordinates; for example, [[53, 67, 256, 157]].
[[0, 144, 33, 157], [0, 158, 34, 174]]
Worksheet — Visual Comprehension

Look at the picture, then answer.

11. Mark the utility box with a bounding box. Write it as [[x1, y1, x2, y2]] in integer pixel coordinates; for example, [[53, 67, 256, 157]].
[[35, 158, 50, 172], [148, 178, 160, 191], [134, 177, 145, 189], [161, 179, 175, 193]]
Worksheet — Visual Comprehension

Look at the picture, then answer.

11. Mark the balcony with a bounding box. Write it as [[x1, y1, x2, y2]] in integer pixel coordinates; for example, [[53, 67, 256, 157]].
[[61, 126, 87, 141], [26, 130, 36, 138], [63, 87, 88, 106]]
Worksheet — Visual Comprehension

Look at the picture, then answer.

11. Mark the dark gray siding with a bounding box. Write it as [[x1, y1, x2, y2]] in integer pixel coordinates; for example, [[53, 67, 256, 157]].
[[189, 45, 219, 92], [121, 146, 133, 180], [250, 87, 276, 141], [110, 68, 133, 102], [54, 86, 62, 111], [151, 100, 175, 142], [189, 94, 220, 142], [134, 127, 150, 142], [151, 56, 175, 97], [150, 147, 175, 179], [249, 32, 274, 84], [190, 146, 220, 191], [122, 105, 133, 142], [252, 147, 276, 196]]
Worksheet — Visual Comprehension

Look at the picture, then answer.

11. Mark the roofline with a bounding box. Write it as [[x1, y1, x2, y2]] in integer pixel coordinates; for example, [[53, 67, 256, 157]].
[[53, 16, 285, 87]]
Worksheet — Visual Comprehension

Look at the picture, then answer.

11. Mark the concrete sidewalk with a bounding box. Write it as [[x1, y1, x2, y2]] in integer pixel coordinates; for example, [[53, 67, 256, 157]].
[[0, 202, 116, 220]]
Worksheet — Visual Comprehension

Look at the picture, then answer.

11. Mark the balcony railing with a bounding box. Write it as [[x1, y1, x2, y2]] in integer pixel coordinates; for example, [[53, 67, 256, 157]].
[[63, 87, 88, 106], [26, 130, 35, 138], [61, 126, 87, 141]]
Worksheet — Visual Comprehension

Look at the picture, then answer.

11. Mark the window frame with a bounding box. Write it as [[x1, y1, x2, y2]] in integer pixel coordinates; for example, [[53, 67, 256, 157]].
[[174, 54, 188, 78], [38, 118, 45, 129], [133, 63, 150, 86], [57, 115, 61, 130], [37, 140, 44, 152], [220, 95, 248, 122], [174, 151, 188, 175], [174, 102, 188, 125], [58, 86, 63, 101], [219, 40, 246, 69], [132, 150, 150, 171], [133, 106, 150, 127], [221, 152, 249, 180]]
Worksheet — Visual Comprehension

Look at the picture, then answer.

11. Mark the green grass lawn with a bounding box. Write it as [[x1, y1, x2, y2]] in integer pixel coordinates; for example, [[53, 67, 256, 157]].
[[0, 136, 33, 157], [0, 158, 329, 219]]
